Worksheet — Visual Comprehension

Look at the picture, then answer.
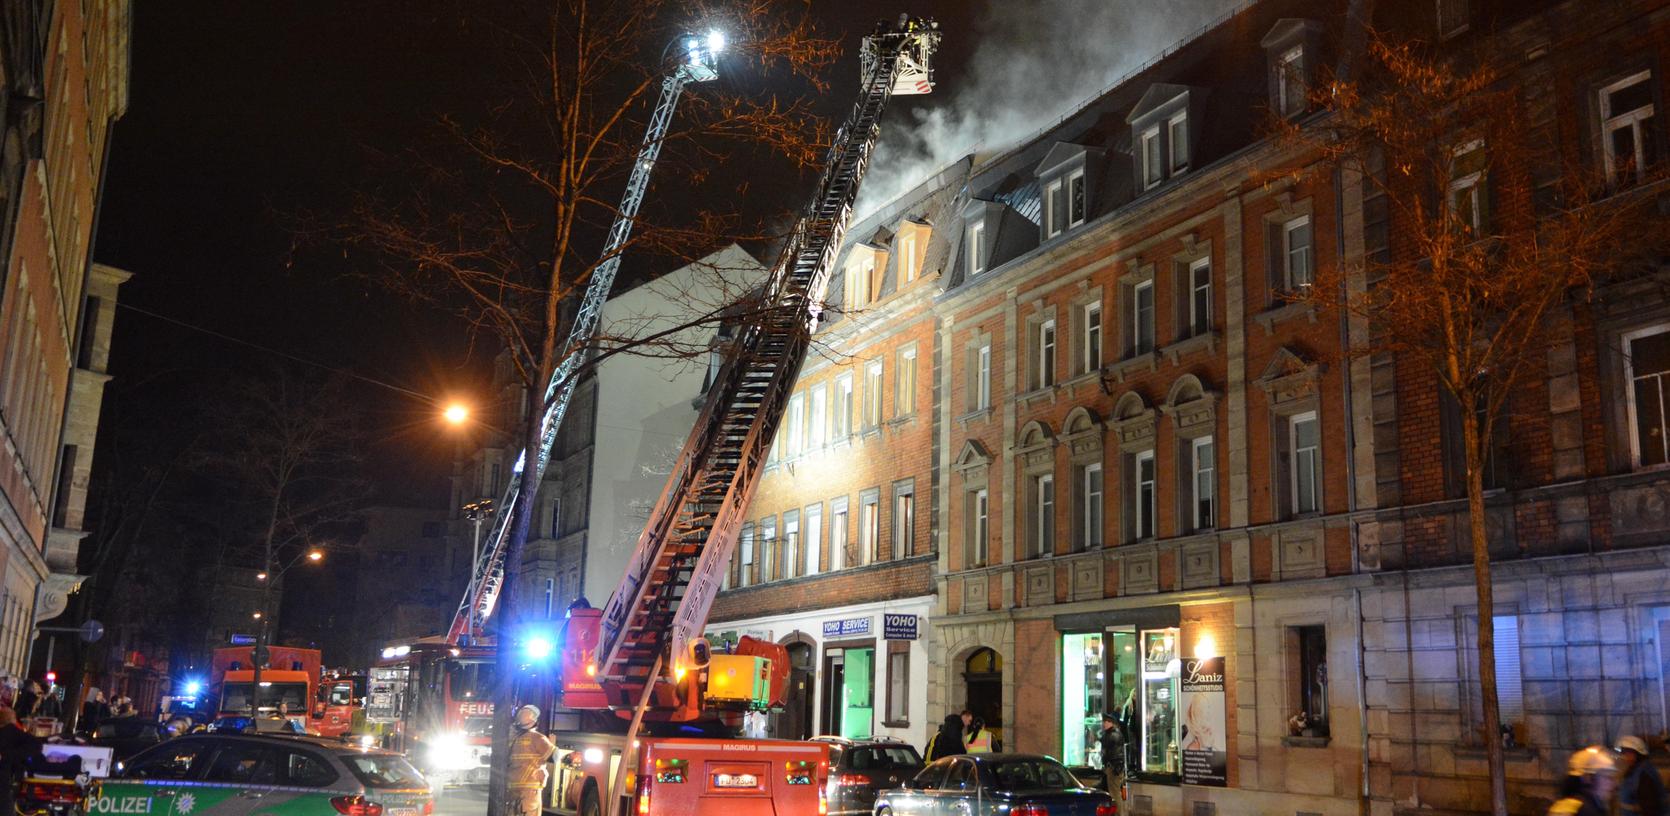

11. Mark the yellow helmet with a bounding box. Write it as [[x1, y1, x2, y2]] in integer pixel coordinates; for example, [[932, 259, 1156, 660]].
[[1567, 745, 1617, 776]]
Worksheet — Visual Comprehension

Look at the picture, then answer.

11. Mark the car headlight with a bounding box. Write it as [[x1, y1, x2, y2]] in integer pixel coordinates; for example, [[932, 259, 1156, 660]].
[[426, 733, 474, 771]]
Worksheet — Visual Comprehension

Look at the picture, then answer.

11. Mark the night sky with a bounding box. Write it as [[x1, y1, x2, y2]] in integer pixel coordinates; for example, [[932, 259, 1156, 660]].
[[92, 1, 977, 504]]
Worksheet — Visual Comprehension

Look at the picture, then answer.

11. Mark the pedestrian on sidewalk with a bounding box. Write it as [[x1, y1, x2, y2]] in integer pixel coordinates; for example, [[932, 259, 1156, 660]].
[[1616, 735, 1664, 816], [1549, 745, 1618, 816], [1098, 713, 1127, 795], [925, 714, 965, 760], [965, 717, 994, 754], [507, 705, 555, 815]]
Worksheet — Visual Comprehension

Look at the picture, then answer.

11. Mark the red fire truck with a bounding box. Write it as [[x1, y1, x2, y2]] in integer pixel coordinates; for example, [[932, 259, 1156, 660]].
[[368, 637, 497, 783], [314, 671, 367, 739]]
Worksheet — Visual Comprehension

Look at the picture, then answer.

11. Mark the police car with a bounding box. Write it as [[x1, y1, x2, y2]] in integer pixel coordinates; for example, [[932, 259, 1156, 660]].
[[88, 733, 433, 815]]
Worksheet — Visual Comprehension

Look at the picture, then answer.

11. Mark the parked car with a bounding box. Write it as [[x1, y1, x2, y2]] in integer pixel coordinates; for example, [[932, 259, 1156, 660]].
[[90, 732, 433, 815], [811, 736, 924, 816], [89, 718, 169, 761], [875, 753, 1118, 816]]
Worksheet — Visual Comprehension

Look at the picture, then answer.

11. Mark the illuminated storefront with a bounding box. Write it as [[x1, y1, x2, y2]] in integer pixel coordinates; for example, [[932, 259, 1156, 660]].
[[1058, 609, 1183, 783]]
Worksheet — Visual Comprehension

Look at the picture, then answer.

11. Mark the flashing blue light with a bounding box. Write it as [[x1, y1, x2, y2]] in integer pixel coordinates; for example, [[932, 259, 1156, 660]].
[[183, 680, 202, 697], [524, 636, 554, 661]]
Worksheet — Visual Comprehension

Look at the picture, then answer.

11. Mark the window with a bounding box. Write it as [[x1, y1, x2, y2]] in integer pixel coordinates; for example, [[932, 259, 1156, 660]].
[[1290, 412, 1321, 515], [1035, 319, 1057, 389], [1168, 113, 1189, 173], [1029, 473, 1055, 558], [285, 750, 339, 787], [892, 480, 915, 560], [786, 393, 805, 456], [1276, 45, 1306, 117], [804, 503, 823, 576], [1188, 257, 1212, 337], [886, 645, 910, 725], [809, 384, 828, 449], [850, 259, 875, 308], [1134, 451, 1156, 540], [1068, 170, 1087, 226], [967, 488, 989, 567], [967, 222, 986, 275], [1082, 302, 1103, 373], [863, 360, 884, 429], [1076, 462, 1104, 550], [1601, 71, 1656, 187], [1626, 327, 1670, 468], [205, 742, 280, 785], [1492, 615, 1524, 726], [544, 578, 555, 618], [1130, 281, 1155, 356], [549, 497, 561, 539], [896, 346, 917, 416], [859, 490, 881, 565], [1436, 0, 1469, 38], [830, 497, 850, 571], [900, 233, 919, 283], [970, 343, 992, 411], [833, 374, 854, 439], [761, 517, 777, 582], [1449, 140, 1486, 235], [1293, 625, 1329, 736], [127, 742, 211, 780], [1044, 168, 1087, 237], [1192, 436, 1216, 531], [740, 523, 755, 587], [1141, 126, 1163, 189], [1282, 215, 1313, 290], [783, 510, 801, 580]]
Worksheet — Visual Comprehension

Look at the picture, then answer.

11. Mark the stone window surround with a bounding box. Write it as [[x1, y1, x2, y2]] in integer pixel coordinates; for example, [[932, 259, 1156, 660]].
[[955, 440, 994, 569], [1259, 19, 1323, 120], [1259, 348, 1325, 520], [1171, 234, 1215, 346], [961, 328, 996, 418], [1023, 301, 1061, 394], [1118, 259, 1157, 360], [1256, 192, 1321, 331], [1128, 84, 1193, 191], [1111, 391, 1158, 544], [1068, 282, 1107, 378], [1595, 294, 1670, 472]]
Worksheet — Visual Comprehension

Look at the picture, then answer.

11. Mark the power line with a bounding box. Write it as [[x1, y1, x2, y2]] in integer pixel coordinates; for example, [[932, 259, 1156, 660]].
[[115, 301, 442, 405]]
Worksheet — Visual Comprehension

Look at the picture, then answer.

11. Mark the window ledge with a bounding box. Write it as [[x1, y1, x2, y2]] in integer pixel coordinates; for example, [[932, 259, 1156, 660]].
[[1104, 352, 1158, 384], [881, 720, 911, 729], [1282, 735, 1331, 749], [1253, 301, 1317, 335], [1162, 331, 1219, 364], [1017, 384, 1059, 407], [957, 407, 994, 428]]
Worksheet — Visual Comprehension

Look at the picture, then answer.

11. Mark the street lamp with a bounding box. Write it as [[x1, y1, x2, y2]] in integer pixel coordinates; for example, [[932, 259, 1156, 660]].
[[443, 403, 470, 426], [249, 546, 326, 716]]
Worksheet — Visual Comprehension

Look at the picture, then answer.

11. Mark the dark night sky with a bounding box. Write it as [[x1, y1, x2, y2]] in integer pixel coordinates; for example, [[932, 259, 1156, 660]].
[[92, 1, 977, 504]]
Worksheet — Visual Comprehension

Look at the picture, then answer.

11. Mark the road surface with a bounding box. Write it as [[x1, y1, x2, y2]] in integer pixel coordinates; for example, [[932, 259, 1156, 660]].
[[434, 784, 491, 815]]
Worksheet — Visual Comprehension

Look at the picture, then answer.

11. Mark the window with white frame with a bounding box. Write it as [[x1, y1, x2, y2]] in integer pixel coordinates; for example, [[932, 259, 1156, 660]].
[[804, 503, 823, 576], [1068, 169, 1087, 226], [1036, 319, 1057, 389], [1282, 215, 1314, 290], [1290, 411, 1321, 515], [1142, 126, 1164, 189], [739, 522, 755, 587], [968, 222, 986, 275], [760, 516, 777, 582], [786, 393, 805, 456], [900, 232, 919, 283], [1082, 302, 1103, 373], [1169, 112, 1189, 173], [974, 343, 992, 410], [1134, 450, 1156, 540], [1078, 462, 1104, 550], [809, 383, 828, 449], [1192, 436, 1216, 530], [1131, 280, 1155, 356], [967, 488, 990, 567], [1449, 139, 1486, 235], [1626, 326, 1670, 468], [1276, 45, 1306, 117], [830, 497, 849, 571], [1601, 71, 1656, 187], [1045, 168, 1088, 238], [859, 490, 880, 565], [850, 259, 874, 308], [892, 479, 915, 560], [783, 510, 801, 579], [1188, 257, 1212, 337], [833, 373, 854, 439], [863, 359, 884, 429], [897, 346, 918, 416], [1030, 473, 1055, 558]]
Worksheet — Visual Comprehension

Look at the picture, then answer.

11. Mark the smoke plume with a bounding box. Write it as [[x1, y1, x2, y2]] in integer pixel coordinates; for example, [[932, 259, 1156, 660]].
[[857, 0, 1244, 218]]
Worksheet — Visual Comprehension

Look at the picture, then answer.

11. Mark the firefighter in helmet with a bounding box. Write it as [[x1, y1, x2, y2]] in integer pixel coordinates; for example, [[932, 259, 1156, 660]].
[[507, 704, 556, 815]]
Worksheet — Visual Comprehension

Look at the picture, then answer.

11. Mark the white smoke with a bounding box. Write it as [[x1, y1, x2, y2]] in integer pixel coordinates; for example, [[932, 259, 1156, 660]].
[[857, 0, 1246, 218]]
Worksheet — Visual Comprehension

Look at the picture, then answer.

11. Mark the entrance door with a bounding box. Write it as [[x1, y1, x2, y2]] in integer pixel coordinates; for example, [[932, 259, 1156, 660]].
[[777, 643, 815, 740], [823, 651, 846, 736], [963, 647, 1003, 745], [842, 648, 874, 739]]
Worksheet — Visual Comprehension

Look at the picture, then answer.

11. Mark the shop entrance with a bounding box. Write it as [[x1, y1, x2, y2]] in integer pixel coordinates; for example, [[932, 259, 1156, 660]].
[[1059, 625, 1182, 780], [962, 647, 1003, 744], [822, 644, 875, 739], [776, 641, 816, 740]]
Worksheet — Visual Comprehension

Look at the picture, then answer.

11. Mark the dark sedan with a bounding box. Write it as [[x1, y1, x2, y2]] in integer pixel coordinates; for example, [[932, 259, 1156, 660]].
[[811, 736, 924, 816], [875, 754, 1117, 816]]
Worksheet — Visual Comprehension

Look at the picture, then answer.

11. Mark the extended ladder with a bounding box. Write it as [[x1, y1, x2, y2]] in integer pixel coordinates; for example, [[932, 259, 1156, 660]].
[[446, 38, 723, 646], [592, 16, 942, 705]]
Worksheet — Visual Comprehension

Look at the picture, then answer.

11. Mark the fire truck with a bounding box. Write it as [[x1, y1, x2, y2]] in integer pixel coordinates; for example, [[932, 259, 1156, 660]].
[[367, 638, 498, 782], [431, 13, 940, 816], [314, 670, 367, 739]]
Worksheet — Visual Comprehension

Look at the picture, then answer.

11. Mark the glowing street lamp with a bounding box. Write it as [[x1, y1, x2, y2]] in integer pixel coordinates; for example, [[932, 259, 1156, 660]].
[[443, 403, 470, 426], [307, 550, 324, 562]]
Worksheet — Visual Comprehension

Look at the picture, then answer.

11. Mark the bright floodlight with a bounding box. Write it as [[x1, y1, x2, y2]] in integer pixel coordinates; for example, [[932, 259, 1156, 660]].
[[443, 404, 469, 425], [706, 30, 725, 54]]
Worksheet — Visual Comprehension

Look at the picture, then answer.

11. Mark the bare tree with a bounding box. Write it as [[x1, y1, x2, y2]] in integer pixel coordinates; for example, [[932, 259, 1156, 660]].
[[333, 2, 837, 811], [1280, 37, 1661, 814]]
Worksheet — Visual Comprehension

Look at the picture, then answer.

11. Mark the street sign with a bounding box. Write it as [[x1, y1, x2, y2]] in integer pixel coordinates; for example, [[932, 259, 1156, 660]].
[[229, 634, 257, 646], [883, 614, 918, 640]]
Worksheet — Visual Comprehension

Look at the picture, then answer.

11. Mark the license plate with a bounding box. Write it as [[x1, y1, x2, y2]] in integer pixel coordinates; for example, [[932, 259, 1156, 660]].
[[388, 809, 418, 816], [713, 773, 759, 788]]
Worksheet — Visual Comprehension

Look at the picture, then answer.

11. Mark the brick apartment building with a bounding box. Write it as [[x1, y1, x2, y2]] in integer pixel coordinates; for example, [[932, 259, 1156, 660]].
[[707, 1, 1670, 815], [0, 0, 129, 679]]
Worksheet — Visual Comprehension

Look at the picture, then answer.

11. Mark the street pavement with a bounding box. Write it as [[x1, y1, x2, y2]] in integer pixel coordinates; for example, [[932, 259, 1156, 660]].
[[433, 784, 491, 815]]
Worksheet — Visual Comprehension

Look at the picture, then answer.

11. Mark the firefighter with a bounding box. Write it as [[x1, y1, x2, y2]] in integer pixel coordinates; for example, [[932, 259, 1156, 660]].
[[508, 704, 555, 815]]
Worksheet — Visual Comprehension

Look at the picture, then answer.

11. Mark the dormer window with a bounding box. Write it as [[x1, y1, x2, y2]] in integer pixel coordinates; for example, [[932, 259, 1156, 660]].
[[1141, 126, 1164, 188], [1129, 84, 1193, 192], [899, 232, 918, 283], [1044, 168, 1086, 238], [849, 258, 875, 308], [1168, 114, 1189, 173], [1276, 45, 1306, 117], [1036, 142, 1098, 242], [967, 222, 986, 275]]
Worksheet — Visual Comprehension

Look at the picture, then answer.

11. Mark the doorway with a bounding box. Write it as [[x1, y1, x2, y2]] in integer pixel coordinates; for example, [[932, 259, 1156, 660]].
[[822, 644, 875, 739], [963, 647, 1003, 744], [776, 641, 816, 740]]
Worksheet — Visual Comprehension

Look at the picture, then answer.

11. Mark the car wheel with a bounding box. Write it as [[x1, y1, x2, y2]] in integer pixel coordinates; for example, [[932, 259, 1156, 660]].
[[876, 807, 893, 816], [580, 786, 602, 816]]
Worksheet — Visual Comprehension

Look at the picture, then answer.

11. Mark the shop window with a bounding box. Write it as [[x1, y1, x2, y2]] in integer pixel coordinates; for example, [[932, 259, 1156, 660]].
[[1601, 71, 1657, 188], [892, 479, 915, 560], [1138, 628, 1181, 776], [966, 488, 990, 567], [830, 496, 850, 571], [827, 646, 875, 740], [804, 503, 823, 576], [1062, 633, 1108, 767], [885, 643, 911, 726], [1625, 326, 1670, 469], [1289, 625, 1329, 737]]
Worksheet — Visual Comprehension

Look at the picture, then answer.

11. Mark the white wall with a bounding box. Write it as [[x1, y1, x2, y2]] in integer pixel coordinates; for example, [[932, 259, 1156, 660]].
[[583, 244, 767, 604]]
